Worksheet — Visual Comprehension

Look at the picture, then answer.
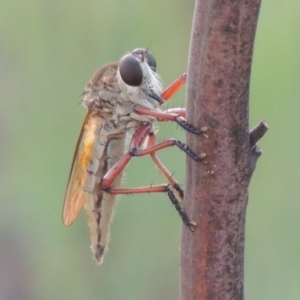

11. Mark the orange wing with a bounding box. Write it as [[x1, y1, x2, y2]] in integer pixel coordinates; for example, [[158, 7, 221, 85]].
[[63, 63, 120, 226], [62, 110, 103, 226]]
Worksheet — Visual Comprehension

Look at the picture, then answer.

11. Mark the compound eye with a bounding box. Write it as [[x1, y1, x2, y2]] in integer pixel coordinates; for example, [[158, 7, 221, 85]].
[[132, 48, 157, 72], [119, 55, 143, 86]]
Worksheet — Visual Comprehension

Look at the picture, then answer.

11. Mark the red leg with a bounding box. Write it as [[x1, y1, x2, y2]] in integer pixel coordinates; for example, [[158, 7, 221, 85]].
[[108, 185, 169, 194], [130, 138, 206, 163], [134, 73, 208, 137], [164, 107, 186, 118], [134, 106, 208, 136], [102, 124, 186, 191], [101, 124, 152, 188], [102, 122, 205, 189], [100, 124, 200, 230], [145, 130, 184, 201], [106, 183, 195, 230], [160, 73, 186, 101]]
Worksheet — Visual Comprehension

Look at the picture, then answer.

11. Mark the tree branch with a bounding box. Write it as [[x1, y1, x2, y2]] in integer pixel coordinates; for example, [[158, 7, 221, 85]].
[[249, 120, 268, 148], [180, 1, 266, 299]]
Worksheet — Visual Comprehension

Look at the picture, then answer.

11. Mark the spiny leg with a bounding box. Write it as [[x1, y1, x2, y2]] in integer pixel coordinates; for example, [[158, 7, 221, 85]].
[[134, 72, 209, 137], [133, 106, 208, 137], [145, 130, 184, 199], [130, 138, 207, 163], [101, 124, 199, 230], [165, 186, 196, 231], [101, 123, 204, 189], [103, 184, 196, 231], [143, 129, 197, 229], [164, 107, 186, 118]]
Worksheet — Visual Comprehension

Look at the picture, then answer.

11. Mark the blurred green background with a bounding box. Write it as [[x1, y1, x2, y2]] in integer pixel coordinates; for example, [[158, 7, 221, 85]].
[[0, 0, 299, 299]]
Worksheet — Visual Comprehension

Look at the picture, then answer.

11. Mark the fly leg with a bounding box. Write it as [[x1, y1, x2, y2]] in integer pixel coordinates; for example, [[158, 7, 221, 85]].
[[101, 124, 205, 231], [133, 106, 208, 137], [101, 124, 206, 189], [106, 183, 196, 230], [160, 73, 187, 102], [143, 129, 198, 230], [145, 129, 184, 201], [135, 72, 209, 137], [163, 107, 186, 118]]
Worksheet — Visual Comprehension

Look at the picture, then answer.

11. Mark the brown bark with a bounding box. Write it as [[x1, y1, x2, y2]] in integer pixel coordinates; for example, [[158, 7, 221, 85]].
[[180, 1, 267, 299]]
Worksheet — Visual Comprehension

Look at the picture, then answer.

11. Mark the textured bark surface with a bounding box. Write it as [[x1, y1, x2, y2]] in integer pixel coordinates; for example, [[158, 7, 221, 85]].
[[180, 1, 265, 299]]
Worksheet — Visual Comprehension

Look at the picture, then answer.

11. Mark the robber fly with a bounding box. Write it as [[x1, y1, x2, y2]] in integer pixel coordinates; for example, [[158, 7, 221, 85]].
[[63, 48, 207, 264]]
